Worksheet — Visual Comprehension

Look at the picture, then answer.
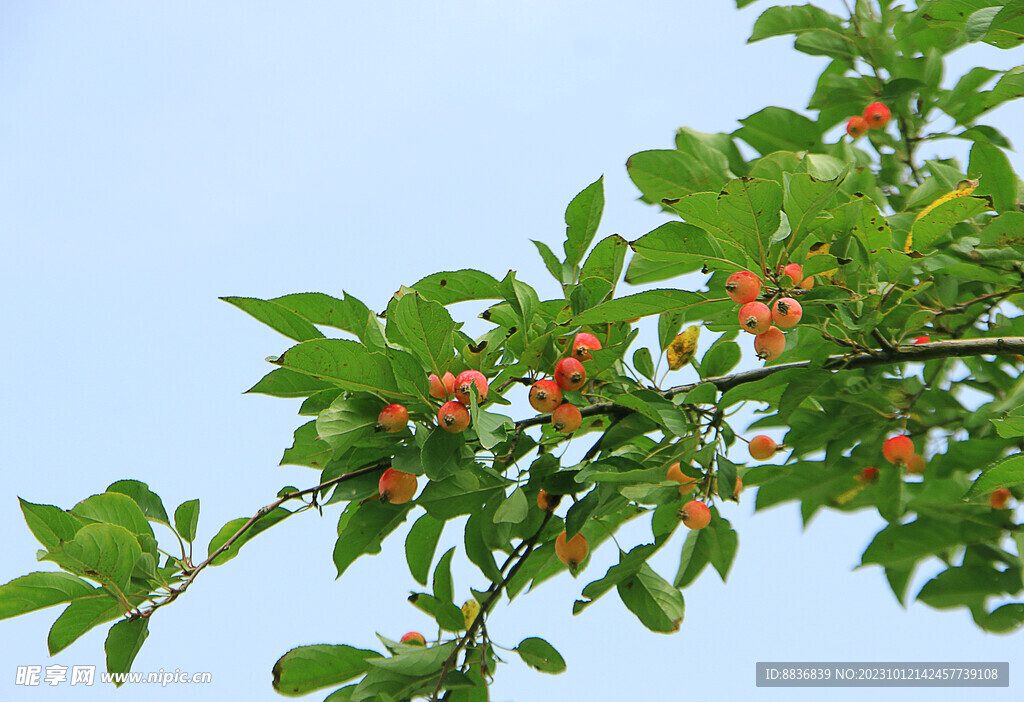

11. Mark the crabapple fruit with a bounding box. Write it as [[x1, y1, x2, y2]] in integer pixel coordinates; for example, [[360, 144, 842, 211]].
[[428, 371, 456, 399], [552, 403, 582, 433], [667, 462, 700, 496], [725, 270, 762, 304], [400, 632, 426, 645], [771, 297, 803, 328], [377, 404, 409, 432], [748, 435, 777, 460], [454, 370, 488, 406], [739, 301, 772, 335], [679, 500, 711, 530], [883, 435, 914, 465], [572, 332, 602, 361], [437, 400, 470, 433], [529, 379, 563, 413], [379, 468, 417, 504], [554, 357, 586, 391], [555, 530, 588, 571], [864, 102, 891, 129], [537, 489, 561, 512], [847, 115, 868, 138], [754, 326, 786, 361]]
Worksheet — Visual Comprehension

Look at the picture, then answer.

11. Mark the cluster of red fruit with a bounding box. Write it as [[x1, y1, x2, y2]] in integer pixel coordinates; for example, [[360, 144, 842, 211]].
[[527, 332, 603, 434], [726, 265, 809, 361], [845, 102, 891, 139]]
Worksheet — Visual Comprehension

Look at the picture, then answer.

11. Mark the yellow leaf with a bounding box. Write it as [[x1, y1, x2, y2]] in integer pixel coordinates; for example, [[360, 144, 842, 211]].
[[807, 240, 836, 279], [666, 327, 700, 370], [462, 599, 481, 630], [905, 179, 979, 253]]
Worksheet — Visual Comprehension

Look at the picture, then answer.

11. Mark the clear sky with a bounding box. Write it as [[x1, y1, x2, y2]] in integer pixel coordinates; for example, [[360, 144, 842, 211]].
[[2, 1, 1022, 700]]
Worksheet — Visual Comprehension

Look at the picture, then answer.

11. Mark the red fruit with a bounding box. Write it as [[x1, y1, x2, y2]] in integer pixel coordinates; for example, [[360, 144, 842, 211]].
[[771, 297, 803, 328], [454, 370, 488, 406], [913, 335, 930, 345], [572, 332, 602, 361], [529, 379, 563, 413], [864, 102, 891, 129], [400, 631, 426, 645], [748, 435, 777, 460], [781, 263, 803, 287], [428, 371, 456, 399], [906, 453, 926, 475], [552, 403, 582, 433], [847, 115, 868, 139], [883, 435, 914, 465], [754, 326, 786, 361], [725, 271, 762, 304], [379, 468, 417, 504], [856, 466, 880, 484], [555, 530, 588, 571], [990, 488, 1012, 509], [554, 357, 586, 391], [537, 489, 561, 512], [377, 404, 409, 432], [667, 462, 700, 496], [738, 301, 772, 335], [799, 276, 814, 291], [679, 500, 711, 530], [437, 400, 470, 433]]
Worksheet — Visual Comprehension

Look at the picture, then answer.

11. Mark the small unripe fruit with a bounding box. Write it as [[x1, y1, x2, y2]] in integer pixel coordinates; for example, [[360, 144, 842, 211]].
[[537, 489, 561, 512], [771, 297, 803, 328], [725, 270, 762, 304], [748, 435, 777, 460], [666, 462, 700, 496], [400, 631, 426, 646], [379, 468, 417, 504], [529, 379, 563, 413], [572, 332, 602, 361], [855, 466, 880, 484], [679, 500, 711, 530], [847, 115, 868, 138], [552, 403, 582, 433], [864, 102, 891, 129], [554, 357, 586, 391], [906, 453, 926, 475], [437, 400, 470, 433], [739, 301, 772, 335], [555, 530, 588, 571], [454, 370, 488, 406], [913, 335, 930, 345], [754, 326, 786, 361], [990, 488, 1012, 509], [781, 263, 803, 287], [428, 371, 456, 399], [377, 404, 409, 432], [883, 435, 914, 465]]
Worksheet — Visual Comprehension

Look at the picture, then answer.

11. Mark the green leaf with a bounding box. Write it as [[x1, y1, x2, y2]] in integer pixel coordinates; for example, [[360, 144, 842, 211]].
[[393, 293, 456, 375], [473, 410, 514, 451], [333, 502, 412, 578], [207, 507, 291, 566], [974, 603, 1024, 633], [420, 428, 465, 480], [407, 593, 466, 632], [464, 506, 503, 584], [270, 292, 386, 348], [0, 572, 96, 621], [717, 177, 784, 263], [700, 339, 741, 378], [272, 644, 381, 696], [735, 107, 822, 155], [47, 589, 124, 654], [221, 296, 325, 342], [432, 547, 456, 605], [674, 528, 710, 588], [104, 618, 149, 684], [73, 492, 154, 539], [405, 512, 444, 587], [315, 395, 379, 457], [564, 176, 605, 271], [749, 4, 846, 42], [281, 420, 334, 469], [981, 3, 1024, 49], [45, 523, 142, 596], [494, 487, 528, 524], [532, 239, 566, 284], [247, 368, 336, 398], [783, 169, 847, 249], [417, 472, 504, 521], [580, 234, 629, 291], [861, 517, 999, 570], [965, 454, 1024, 498], [969, 141, 1017, 212], [910, 194, 991, 252], [965, 6, 1001, 42], [917, 566, 1017, 609], [630, 222, 740, 273], [633, 347, 656, 381], [572, 289, 706, 325], [173, 500, 200, 543], [411, 269, 503, 305], [516, 637, 566, 674], [273, 339, 403, 397], [104, 481, 170, 525], [367, 642, 456, 676], [627, 150, 727, 202], [19, 498, 85, 551], [616, 563, 685, 633]]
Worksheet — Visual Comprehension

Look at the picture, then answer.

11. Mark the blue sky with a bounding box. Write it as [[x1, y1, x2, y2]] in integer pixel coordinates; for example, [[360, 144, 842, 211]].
[[2, 1, 1022, 700]]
